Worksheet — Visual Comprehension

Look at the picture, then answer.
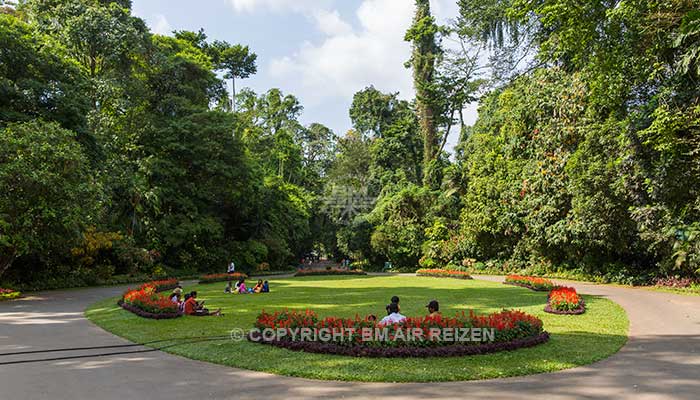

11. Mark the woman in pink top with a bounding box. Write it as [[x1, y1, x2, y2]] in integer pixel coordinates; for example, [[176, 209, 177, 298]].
[[236, 278, 247, 294]]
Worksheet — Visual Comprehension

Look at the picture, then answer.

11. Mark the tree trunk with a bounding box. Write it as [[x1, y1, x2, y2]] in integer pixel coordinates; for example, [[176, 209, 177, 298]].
[[231, 77, 236, 113], [438, 108, 456, 155], [418, 95, 438, 186], [0, 248, 17, 279], [408, 0, 439, 187]]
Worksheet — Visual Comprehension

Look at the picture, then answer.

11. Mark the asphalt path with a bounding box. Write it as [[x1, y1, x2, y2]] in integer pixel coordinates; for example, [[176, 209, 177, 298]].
[[1, 275, 698, 399]]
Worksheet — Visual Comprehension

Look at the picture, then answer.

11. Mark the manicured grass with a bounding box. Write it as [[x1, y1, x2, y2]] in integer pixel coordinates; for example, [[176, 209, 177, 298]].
[[644, 286, 700, 296], [85, 275, 628, 382]]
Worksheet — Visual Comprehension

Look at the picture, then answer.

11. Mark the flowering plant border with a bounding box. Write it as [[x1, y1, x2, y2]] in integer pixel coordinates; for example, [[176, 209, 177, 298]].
[[248, 308, 548, 357], [294, 269, 367, 277], [0, 288, 21, 301], [119, 280, 182, 319], [150, 279, 179, 292], [118, 299, 182, 319], [252, 332, 550, 358], [416, 269, 473, 280], [504, 275, 555, 291], [199, 273, 248, 284], [544, 286, 586, 315]]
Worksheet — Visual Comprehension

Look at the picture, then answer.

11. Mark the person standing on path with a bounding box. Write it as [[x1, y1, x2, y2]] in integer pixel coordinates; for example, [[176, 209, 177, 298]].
[[227, 260, 235, 274]]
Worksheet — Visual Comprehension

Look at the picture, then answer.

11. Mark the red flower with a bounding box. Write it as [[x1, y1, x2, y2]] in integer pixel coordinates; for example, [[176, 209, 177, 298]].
[[252, 307, 543, 347], [200, 273, 248, 283], [505, 275, 555, 290], [416, 269, 473, 279], [122, 281, 179, 314], [548, 286, 582, 311]]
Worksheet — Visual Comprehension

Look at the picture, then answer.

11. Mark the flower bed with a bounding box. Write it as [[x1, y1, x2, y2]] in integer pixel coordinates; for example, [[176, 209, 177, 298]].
[[544, 286, 586, 315], [504, 275, 555, 291], [248, 309, 548, 357], [294, 269, 367, 277], [416, 269, 473, 280], [118, 300, 181, 319], [150, 278, 179, 292], [255, 332, 550, 357], [120, 282, 182, 319], [249, 270, 296, 277], [0, 288, 21, 301], [198, 272, 248, 284]]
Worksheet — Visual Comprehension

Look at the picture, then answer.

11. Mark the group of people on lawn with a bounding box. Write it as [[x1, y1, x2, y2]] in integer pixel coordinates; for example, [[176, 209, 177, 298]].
[[226, 260, 270, 293], [169, 259, 439, 320], [371, 296, 441, 325], [224, 278, 269, 294], [169, 287, 222, 317], [167, 273, 270, 316]]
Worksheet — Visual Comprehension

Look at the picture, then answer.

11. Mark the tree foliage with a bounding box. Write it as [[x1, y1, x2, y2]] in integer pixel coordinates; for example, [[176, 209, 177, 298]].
[[0, 121, 96, 276], [0, 1, 329, 284], [2, 0, 699, 286]]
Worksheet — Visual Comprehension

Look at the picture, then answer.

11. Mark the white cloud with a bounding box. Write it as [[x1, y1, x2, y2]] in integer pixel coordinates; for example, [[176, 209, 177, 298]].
[[268, 0, 415, 105], [226, 0, 329, 13], [151, 14, 171, 35], [312, 9, 352, 36], [254, 0, 476, 152]]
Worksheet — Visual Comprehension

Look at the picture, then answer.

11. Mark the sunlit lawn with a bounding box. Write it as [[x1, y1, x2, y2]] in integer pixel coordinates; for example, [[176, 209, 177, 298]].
[[86, 275, 628, 382]]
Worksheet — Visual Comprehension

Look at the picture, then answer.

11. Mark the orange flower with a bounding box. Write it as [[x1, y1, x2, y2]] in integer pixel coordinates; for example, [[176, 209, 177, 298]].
[[548, 286, 581, 311]]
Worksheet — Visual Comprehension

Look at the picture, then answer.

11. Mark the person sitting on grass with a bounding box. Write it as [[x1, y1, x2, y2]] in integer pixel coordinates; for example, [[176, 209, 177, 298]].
[[426, 299, 440, 318], [224, 281, 233, 294], [236, 278, 248, 294], [379, 302, 406, 325], [183, 291, 221, 316], [261, 280, 270, 293], [170, 287, 183, 304], [179, 293, 190, 313], [253, 279, 263, 293], [385, 295, 400, 315]]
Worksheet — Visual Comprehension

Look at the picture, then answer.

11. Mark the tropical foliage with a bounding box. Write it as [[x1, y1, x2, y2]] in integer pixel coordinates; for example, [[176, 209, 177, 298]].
[[2, 0, 699, 288], [324, 0, 700, 285], [0, 1, 334, 288]]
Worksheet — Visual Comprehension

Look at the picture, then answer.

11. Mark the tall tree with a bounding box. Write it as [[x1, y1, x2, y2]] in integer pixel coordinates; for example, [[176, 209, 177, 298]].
[[237, 88, 305, 182], [405, 0, 441, 185], [349, 86, 423, 186], [209, 40, 257, 111]]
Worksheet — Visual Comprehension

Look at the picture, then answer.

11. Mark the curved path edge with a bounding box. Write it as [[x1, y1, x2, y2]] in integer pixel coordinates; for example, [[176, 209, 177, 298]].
[[1, 276, 699, 400]]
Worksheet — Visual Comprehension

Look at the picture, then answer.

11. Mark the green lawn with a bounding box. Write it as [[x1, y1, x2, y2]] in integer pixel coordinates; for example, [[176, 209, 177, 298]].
[[644, 286, 700, 296], [85, 275, 628, 382]]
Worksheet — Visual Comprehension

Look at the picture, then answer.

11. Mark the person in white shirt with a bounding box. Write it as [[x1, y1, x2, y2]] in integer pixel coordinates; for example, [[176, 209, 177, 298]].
[[379, 302, 406, 325], [227, 261, 235, 274]]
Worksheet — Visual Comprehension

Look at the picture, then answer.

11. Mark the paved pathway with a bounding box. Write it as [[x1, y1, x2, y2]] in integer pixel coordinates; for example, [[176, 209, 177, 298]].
[[1, 276, 699, 399]]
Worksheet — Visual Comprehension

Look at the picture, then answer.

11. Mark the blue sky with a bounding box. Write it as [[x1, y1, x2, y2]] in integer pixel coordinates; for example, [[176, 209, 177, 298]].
[[131, 0, 476, 151]]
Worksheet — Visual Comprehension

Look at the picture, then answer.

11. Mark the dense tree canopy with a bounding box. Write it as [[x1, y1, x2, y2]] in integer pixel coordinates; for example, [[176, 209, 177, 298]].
[[0, 1, 331, 287], [1, 0, 698, 288]]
